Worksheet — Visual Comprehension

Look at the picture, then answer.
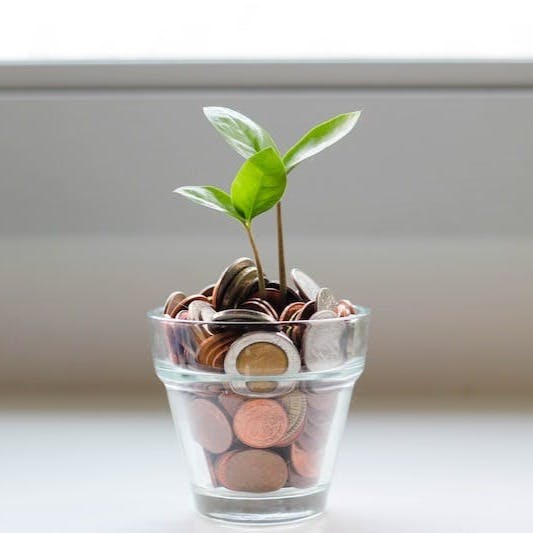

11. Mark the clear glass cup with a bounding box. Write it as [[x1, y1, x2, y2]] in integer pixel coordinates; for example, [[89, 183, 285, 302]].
[[148, 307, 369, 525]]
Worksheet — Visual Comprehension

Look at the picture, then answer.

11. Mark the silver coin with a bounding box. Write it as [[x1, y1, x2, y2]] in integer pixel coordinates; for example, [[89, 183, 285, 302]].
[[163, 291, 186, 315], [291, 268, 321, 302], [188, 300, 215, 321], [303, 310, 345, 371], [316, 287, 338, 312], [224, 331, 301, 397]]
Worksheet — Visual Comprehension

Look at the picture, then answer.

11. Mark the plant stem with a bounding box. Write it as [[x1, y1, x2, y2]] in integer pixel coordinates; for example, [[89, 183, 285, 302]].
[[244, 223, 266, 298], [276, 202, 287, 303]]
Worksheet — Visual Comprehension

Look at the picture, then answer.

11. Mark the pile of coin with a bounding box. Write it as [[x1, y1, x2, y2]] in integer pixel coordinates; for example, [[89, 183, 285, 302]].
[[162, 258, 358, 374], [161, 258, 360, 493], [188, 385, 338, 492]]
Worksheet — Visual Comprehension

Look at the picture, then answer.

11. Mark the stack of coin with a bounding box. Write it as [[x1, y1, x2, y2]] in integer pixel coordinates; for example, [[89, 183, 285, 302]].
[[289, 385, 338, 485], [161, 258, 363, 493], [212, 258, 263, 310]]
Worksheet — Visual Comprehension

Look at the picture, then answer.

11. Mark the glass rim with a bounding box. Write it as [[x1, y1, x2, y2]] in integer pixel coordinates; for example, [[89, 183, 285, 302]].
[[147, 305, 370, 327], [154, 357, 366, 384]]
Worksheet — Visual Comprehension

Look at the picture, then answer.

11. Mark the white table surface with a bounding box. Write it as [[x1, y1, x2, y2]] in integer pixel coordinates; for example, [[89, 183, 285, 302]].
[[2, 395, 532, 533]]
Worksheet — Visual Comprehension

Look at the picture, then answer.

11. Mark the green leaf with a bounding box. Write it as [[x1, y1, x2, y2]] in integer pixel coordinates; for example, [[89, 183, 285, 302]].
[[174, 185, 244, 221], [283, 111, 361, 172], [230, 147, 287, 222], [203, 106, 279, 159]]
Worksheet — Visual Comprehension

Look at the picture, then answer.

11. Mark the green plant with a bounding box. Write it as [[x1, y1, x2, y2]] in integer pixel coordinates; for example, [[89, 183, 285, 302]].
[[174, 147, 286, 297], [202, 106, 361, 300]]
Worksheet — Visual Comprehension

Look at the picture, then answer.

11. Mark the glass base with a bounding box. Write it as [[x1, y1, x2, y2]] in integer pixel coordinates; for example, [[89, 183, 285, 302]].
[[193, 486, 328, 525]]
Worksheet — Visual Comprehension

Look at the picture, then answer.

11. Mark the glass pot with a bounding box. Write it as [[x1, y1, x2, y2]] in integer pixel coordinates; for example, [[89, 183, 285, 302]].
[[148, 307, 369, 524]]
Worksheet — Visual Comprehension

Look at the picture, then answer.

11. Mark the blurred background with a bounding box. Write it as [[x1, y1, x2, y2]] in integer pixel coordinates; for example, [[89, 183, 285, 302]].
[[1, 2, 532, 532]]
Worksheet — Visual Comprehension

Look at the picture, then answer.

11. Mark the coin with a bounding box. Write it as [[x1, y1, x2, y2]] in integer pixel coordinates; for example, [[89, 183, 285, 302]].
[[218, 392, 245, 418], [233, 399, 289, 448], [206, 338, 234, 369], [316, 287, 338, 312], [295, 299, 317, 321], [189, 398, 233, 454], [163, 291, 187, 316], [212, 257, 255, 310], [197, 332, 238, 368], [338, 299, 358, 315], [171, 294, 209, 317], [288, 467, 316, 488], [224, 331, 301, 396], [241, 298, 279, 319], [210, 308, 278, 334], [221, 265, 259, 309], [265, 281, 302, 304], [291, 442, 321, 478], [215, 449, 288, 492], [204, 450, 218, 487], [188, 300, 215, 321], [276, 390, 307, 447], [302, 310, 345, 371], [291, 268, 321, 302], [279, 301, 304, 322]]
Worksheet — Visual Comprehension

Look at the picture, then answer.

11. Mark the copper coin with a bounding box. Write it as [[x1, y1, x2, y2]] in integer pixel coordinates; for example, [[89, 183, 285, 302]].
[[338, 299, 358, 315], [295, 300, 317, 321], [279, 301, 304, 322], [163, 291, 187, 316], [214, 449, 240, 485], [204, 450, 218, 487], [212, 257, 255, 310], [206, 337, 236, 369], [291, 442, 321, 478], [209, 342, 234, 369], [287, 467, 317, 488], [241, 298, 279, 319], [233, 399, 289, 448], [171, 294, 209, 317], [197, 332, 237, 366], [216, 449, 288, 492], [189, 398, 233, 454], [335, 302, 351, 317], [265, 281, 302, 304], [249, 287, 286, 314], [218, 392, 245, 418]]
